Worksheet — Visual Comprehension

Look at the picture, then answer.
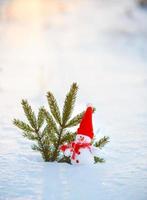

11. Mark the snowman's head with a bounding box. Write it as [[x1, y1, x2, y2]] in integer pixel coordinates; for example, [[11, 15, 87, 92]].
[[76, 134, 91, 143]]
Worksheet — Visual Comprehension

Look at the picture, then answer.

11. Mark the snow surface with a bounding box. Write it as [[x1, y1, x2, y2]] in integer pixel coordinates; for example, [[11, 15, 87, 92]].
[[0, 0, 147, 199]]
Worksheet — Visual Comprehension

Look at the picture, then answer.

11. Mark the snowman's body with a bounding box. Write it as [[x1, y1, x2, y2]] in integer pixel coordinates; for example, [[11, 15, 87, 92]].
[[71, 146, 94, 165], [64, 134, 95, 165]]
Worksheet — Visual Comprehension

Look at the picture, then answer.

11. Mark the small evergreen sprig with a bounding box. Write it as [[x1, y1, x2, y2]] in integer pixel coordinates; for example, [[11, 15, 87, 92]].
[[13, 83, 109, 163], [93, 136, 109, 163]]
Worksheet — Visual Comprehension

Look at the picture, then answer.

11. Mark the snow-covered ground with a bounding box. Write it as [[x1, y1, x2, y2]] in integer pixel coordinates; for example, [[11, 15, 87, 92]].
[[0, 0, 147, 199]]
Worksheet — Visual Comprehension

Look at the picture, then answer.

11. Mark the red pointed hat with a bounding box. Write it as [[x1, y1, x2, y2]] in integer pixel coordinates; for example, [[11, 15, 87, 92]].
[[77, 106, 94, 139]]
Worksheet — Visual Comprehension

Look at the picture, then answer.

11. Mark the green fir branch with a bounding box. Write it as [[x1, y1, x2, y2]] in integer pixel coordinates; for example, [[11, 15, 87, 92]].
[[65, 111, 85, 127], [37, 107, 45, 130], [34, 130, 51, 162], [43, 109, 58, 134], [21, 100, 37, 129], [62, 83, 78, 126], [94, 156, 105, 163], [43, 125, 57, 146], [13, 119, 34, 133], [47, 92, 62, 125], [61, 132, 76, 144], [31, 144, 42, 152], [94, 136, 109, 149], [22, 132, 38, 140], [51, 127, 64, 161], [58, 156, 71, 164]]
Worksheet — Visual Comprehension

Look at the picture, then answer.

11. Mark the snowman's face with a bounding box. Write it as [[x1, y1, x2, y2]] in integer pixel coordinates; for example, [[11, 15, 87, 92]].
[[76, 134, 91, 143]]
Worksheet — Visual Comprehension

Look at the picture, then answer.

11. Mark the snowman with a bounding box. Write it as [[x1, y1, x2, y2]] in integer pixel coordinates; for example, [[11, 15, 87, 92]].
[[60, 106, 99, 164]]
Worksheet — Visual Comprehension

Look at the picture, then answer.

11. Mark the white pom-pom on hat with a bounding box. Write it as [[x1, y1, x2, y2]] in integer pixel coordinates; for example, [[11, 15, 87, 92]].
[[86, 103, 93, 108]]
